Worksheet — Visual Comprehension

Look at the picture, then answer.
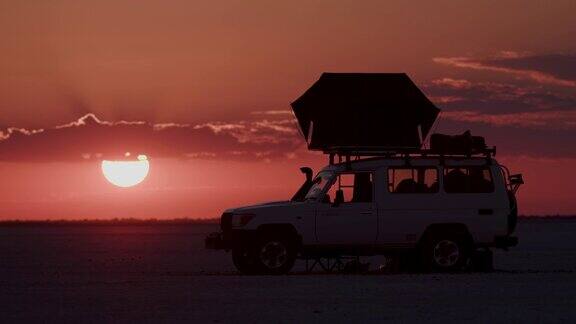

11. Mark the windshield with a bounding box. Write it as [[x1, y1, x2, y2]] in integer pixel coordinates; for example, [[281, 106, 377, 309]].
[[303, 171, 334, 200]]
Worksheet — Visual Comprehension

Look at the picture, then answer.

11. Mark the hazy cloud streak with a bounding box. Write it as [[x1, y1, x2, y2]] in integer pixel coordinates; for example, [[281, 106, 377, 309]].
[[433, 53, 576, 87], [0, 113, 305, 162]]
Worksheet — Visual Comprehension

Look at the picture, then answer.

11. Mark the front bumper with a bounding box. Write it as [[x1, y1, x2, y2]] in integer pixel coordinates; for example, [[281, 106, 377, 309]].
[[205, 229, 257, 250], [494, 235, 518, 249], [205, 232, 228, 250]]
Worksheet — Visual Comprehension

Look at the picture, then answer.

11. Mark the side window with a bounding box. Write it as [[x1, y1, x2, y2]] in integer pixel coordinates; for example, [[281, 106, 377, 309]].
[[304, 172, 333, 200], [444, 167, 494, 193], [325, 173, 373, 203], [388, 167, 439, 193]]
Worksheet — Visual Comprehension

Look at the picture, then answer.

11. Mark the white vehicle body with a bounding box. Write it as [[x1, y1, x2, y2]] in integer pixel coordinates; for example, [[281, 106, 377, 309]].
[[206, 156, 520, 273], [226, 157, 511, 246]]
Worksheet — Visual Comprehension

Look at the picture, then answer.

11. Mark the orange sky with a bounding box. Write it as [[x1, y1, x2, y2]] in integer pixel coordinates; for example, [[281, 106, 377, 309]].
[[1, 0, 575, 218]]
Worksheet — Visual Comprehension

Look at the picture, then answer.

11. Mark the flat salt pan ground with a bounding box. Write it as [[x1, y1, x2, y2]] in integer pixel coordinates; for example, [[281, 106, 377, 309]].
[[1, 219, 576, 323]]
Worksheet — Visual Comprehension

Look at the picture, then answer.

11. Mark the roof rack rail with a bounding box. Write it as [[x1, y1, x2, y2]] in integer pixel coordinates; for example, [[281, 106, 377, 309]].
[[324, 146, 497, 165]]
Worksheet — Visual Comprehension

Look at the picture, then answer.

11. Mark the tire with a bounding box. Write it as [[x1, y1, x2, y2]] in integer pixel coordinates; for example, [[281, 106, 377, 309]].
[[253, 234, 297, 275], [421, 233, 471, 272]]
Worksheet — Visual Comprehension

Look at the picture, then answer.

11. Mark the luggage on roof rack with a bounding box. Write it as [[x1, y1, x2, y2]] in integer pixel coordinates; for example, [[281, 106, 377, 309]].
[[430, 131, 487, 155], [290, 73, 495, 160]]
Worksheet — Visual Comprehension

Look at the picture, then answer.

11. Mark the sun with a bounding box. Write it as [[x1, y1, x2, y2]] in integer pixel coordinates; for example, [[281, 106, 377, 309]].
[[101, 153, 150, 188]]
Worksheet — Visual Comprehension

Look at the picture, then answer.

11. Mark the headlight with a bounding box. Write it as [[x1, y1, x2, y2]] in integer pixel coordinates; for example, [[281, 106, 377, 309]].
[[231, 213, 255, 227]]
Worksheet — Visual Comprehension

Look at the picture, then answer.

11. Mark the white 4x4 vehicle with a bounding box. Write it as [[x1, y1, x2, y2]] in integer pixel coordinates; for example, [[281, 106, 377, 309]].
[[206, 154, 523, 274]]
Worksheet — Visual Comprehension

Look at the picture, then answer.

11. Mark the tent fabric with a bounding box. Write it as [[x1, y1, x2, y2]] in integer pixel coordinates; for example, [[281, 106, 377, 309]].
[[291, 73, 440, 151]]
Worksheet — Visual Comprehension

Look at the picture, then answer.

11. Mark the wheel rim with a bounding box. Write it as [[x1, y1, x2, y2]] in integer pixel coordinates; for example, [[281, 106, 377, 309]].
[[433, 240, 460, 267], [259, 241, 288, 269]]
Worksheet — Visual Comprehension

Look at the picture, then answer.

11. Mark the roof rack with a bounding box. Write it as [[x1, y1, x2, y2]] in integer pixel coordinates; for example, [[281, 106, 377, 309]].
[[323, 146, 497, 165]]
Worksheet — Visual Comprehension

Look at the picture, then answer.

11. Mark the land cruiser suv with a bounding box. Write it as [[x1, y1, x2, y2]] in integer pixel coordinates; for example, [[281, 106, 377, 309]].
[[206, 154, 523, 274]]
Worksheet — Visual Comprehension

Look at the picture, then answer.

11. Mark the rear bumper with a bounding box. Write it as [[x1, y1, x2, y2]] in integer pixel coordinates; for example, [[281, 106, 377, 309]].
[[494, 235, 518, 249]]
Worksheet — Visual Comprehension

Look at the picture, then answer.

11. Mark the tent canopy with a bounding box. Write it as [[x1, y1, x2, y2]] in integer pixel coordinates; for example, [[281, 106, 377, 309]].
[[291, 73, 440, 151]]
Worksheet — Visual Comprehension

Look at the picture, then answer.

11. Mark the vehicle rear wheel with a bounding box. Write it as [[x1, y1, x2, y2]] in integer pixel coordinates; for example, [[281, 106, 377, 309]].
[[421, 233, 470, 272], [254, 235, 296, 275]]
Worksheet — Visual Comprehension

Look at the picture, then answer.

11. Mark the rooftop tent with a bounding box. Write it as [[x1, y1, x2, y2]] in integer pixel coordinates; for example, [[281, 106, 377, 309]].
[[291, 73, 440, 151]]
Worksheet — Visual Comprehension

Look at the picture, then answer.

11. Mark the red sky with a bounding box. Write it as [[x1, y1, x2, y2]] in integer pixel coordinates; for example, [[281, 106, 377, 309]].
[[1, 0, 575, 219]]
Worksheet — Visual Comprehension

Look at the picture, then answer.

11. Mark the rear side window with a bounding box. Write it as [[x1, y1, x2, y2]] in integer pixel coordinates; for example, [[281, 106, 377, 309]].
[[444, 167, 494, 193], [388, 167, 439, 193]]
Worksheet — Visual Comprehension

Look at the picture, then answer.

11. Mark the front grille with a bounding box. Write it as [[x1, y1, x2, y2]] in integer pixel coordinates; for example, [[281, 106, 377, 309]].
[[220, 212, 233, 231]]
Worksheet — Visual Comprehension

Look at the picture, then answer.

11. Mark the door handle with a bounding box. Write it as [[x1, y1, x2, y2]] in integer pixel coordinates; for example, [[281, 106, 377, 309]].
[[360, 212, 373, 215], [478, 209, 493, 215]]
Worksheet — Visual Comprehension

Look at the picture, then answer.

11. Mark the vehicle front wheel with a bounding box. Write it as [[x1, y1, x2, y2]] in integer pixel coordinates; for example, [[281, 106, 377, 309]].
[[421, 233, 470, 272], [254, 235, 297, 275]]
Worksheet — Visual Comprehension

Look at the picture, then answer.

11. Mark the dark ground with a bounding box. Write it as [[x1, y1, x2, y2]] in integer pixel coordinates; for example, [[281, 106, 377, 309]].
[[1, 219, 576, 323]]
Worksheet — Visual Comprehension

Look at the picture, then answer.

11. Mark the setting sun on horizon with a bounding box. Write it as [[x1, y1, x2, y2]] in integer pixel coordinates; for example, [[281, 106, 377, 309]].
[[101, 153, 150, 188]]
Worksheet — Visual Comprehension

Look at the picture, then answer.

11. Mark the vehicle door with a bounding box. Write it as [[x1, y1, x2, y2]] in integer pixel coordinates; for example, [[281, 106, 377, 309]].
[[441, 164, 506, 241], [378, 165, 442, 245], [378, 163, 502, 245], [315, 172, 378, 245]]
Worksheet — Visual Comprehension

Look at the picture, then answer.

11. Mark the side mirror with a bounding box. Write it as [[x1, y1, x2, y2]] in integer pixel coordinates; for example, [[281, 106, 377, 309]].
[[332, 189, 344, 207]]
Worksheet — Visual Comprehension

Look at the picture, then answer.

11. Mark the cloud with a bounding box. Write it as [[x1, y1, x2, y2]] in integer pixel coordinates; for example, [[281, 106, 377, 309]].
[[431, 78, 473, 89], [193, 118, 300, 145], [54, 113, 147, 129], [4, 50, 575, 161], [441, 110, 576, 129], [437, 118, 576, 158], [250, 110, 294, 116], [425, 78, 576, 115], [433, 52, 576, 87], [427, 51, 576, 158], [0, 113, 305, 162], [0, 127, 44, 140], [483, 53, 576, 82]]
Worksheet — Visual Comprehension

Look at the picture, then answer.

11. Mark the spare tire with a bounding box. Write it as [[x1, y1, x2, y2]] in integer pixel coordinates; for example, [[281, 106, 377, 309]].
[[507, 190, 518, 235]]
